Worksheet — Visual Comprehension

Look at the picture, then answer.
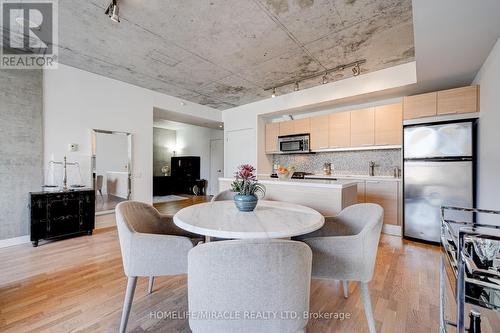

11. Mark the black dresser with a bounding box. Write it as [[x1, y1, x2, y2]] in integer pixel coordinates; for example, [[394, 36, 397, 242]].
[[30, 189, 95, 247]]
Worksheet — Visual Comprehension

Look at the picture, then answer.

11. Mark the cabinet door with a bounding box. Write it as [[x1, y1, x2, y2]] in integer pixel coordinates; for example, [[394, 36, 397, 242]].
[[329, 112, 350, 148], [292, 118, 310, 135], [350, 108, 375, 147], [310, 115, 329, 150], [353, 180, 365, 203], [403, 92, 437, 119], [279, 121, 294, 136], [437, 85, 479, 115], [365, 180, 399, 225], [375, 103, 403, 145], [265, 122, 280, 153]]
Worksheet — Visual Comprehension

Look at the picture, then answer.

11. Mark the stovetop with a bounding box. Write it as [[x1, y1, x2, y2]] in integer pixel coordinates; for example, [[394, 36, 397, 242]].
[[269, 172, 313, 179]]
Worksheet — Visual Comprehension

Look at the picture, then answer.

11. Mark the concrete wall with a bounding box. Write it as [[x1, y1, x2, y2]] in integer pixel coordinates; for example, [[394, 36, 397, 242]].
[[153, 127, 176, 176], [473, 37, 500, 219], [0, 69, 43, 240], [43, 64, 221, 204]]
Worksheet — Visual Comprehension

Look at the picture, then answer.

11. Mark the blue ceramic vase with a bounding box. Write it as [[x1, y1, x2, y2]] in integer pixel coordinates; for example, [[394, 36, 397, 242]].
[[233, 194, 258, 212]]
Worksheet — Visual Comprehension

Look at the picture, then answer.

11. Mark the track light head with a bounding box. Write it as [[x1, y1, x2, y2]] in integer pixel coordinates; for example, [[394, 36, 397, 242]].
[[105, 0, 120, 23], [322, 72, 328, 84], [294, 82, 299, 91], [352, 63, 360, 76], [271, 87, 276, 98]]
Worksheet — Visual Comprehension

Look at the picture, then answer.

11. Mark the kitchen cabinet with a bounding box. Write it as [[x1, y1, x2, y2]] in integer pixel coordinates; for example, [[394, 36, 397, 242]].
[[265, 122, 280, 153], [403, 92, 437, 119], [365, 180, 399, 225], [328, 112, 351, 148], [310, 115, 330, 150], [353, 180, 366, 203], [279, 119, 310, 136], [437, 85, 479, 115], [375, 103, 402, 145], [350, 108, 375, 147]]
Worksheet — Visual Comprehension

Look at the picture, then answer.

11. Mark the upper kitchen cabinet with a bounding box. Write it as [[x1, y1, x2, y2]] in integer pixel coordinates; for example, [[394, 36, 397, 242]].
[[329, 112, 351, 148], [350, 108, 375, 147], [310, 115, 329, 150], [437, 85, 479, 115], [279, 118, 310, 136], [265, 122, 280, 153], [403, 92, 437, 119], [375, 103, 403, 145]]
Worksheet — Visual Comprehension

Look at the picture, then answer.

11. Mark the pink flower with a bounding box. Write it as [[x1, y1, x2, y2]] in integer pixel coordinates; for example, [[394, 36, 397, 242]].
[[235, 164, 256, 180]]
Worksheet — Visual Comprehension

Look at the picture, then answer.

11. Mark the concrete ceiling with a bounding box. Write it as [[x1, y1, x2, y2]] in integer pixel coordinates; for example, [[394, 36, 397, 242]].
[[55, 0, 415, 110], [154, 107, 224, 130]]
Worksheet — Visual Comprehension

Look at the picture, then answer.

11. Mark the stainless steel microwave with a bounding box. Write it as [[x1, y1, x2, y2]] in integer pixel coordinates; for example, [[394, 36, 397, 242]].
[[278, 134, 310, 153]]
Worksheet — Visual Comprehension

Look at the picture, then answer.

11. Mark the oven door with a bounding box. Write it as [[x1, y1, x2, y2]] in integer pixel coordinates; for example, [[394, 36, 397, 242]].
[[280, 139, 304, 152]]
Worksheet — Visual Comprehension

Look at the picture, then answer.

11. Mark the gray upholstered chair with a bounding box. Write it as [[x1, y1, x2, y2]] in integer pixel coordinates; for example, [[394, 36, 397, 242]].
[[188, 239, 312, 333], [211, 189, 236, 202], [115, 201, 201, 333], [297, 203, 384, 333]]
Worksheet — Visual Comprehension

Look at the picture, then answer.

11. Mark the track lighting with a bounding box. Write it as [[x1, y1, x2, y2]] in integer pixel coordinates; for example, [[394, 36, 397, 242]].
[[105, 0, 120, 23], [294, 82, 299, 91], [322, 72, 328, 84], [352, 63, 360, 76], [271, 87, 276, 98]]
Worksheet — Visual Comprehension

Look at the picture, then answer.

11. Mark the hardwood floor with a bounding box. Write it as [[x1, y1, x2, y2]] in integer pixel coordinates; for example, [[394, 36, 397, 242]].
[[0, 199, 498, 332]]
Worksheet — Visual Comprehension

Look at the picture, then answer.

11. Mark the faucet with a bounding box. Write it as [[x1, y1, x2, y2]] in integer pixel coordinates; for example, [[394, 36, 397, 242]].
[[369, 161, 375, 177]]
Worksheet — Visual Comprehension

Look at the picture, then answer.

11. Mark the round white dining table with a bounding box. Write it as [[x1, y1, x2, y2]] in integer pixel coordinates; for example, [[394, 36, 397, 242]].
[[173, 200, 325, 241]]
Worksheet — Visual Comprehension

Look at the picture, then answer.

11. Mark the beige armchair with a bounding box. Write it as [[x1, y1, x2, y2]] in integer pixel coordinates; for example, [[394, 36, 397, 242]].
[[188, 239, 312, 333], [115, 201, 201, 333], [211, 189, 236, 202], [297, 203, 384, 333]]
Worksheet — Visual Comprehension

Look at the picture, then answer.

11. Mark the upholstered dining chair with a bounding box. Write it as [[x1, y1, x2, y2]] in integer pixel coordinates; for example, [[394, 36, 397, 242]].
[[188, 239, 312, 333], [296, 203, 384, 333], [115, 201, 201, 333], [211, 189, 236, 202]]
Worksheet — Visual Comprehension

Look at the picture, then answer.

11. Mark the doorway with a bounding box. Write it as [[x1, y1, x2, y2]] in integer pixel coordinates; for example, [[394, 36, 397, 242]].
[[209, 139, 224, 195]]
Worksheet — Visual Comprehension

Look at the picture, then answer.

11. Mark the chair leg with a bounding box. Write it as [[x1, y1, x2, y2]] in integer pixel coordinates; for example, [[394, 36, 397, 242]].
[[119, 276, 137, 333], [147, 276, 154, 294], [360, 282, 377, 333], [342, 280, 349, 298]]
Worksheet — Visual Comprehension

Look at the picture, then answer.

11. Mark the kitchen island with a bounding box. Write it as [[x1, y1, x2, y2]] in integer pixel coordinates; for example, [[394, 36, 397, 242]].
[[219, 177, 357, 216]]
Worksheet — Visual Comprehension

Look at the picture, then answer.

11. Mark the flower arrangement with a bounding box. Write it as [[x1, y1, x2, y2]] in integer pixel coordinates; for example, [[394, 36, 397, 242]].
[[231, 164, 265, 197], [276, 165, 295, 180]]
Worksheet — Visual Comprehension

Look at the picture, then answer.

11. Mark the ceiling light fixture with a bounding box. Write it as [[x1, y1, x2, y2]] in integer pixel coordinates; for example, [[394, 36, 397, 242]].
[[352, 63, 361, 76], [322, 72, 328, 84], [263, 59, 365, 94], [105, 0, 120, 23]]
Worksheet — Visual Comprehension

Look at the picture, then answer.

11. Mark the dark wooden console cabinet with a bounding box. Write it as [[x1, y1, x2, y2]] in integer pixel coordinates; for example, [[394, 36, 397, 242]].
[[30, 189, 95, 247]]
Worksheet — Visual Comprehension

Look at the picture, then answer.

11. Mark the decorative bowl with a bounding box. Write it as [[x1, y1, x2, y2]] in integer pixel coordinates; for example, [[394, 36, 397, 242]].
[[233, 194, 258, 212]]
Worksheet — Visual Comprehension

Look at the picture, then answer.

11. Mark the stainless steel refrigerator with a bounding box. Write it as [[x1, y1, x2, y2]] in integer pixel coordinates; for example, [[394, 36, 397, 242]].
[[403, 121, 476, 242]]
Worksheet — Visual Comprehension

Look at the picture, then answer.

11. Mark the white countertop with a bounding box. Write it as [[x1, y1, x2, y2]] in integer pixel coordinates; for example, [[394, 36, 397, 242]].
[[304, 174, 401, 182], [173, 200, 325, 239], [220, 177, 358, 189]]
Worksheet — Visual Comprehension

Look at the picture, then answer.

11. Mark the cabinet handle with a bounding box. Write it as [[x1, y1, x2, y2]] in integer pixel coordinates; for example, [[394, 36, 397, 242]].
[[366, 181, 380, 183]]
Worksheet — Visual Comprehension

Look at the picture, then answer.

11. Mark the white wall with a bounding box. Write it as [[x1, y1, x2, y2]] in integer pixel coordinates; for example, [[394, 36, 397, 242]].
[[222, 62, 417, 176], [175, 124, 223, 186], [473, 37, 500, 216], [43, 64, 221, 203]]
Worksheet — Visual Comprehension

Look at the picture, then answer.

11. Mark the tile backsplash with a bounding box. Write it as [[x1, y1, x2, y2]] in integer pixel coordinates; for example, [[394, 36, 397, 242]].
[[273, 149, 401, 176]]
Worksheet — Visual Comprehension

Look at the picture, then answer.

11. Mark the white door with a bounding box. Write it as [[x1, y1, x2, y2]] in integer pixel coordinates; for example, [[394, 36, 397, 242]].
[[209, 139, 224, 195], [225, 128, 256, 178]]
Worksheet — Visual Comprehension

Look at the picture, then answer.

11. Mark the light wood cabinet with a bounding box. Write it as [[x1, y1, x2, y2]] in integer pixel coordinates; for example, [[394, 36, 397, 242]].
[[437, 85, 479, 115], [279, 119, 310, 136], [265, 122, 280, 153], [353, 180, 365, 203], [403, 92, 437, 119], [279, 120, 294, 136], [310, 115, 329, 150], [350, 108, 375, 147], [365, 180, 399, 225], [375, 103, 402, 145], [329, 112, 351, 148]]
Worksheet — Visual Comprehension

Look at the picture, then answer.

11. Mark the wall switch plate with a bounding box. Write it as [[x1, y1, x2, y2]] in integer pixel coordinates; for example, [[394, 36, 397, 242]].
[[69, 143, 79, 152]]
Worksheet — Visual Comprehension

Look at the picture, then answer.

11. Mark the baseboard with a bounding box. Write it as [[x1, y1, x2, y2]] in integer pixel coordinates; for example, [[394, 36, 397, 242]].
[[383, 224, 402, 236], [0, 235, 30, 248], [95, 213, 116, 229]]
